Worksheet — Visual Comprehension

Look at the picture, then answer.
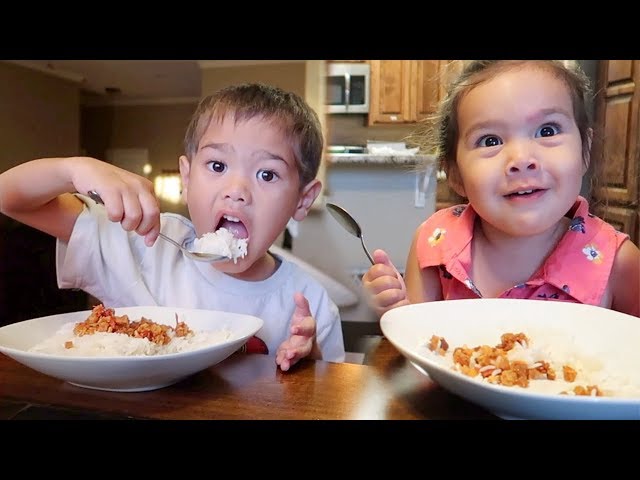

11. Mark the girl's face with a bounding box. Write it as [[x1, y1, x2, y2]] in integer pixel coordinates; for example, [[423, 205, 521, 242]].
[[453, 66, 588, 237], [179, 114, 319, 279]]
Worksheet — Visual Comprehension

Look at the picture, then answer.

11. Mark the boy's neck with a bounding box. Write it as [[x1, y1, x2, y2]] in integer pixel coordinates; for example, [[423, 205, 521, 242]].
[[225, 251, 281, 282]]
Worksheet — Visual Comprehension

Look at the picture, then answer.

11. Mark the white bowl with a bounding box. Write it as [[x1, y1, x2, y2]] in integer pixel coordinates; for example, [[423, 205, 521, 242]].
[[381, 299, 640, 420], [0, 306, 263, 392]]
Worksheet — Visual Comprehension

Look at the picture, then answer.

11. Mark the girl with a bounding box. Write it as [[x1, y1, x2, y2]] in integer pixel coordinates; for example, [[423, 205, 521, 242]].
[[363, 60, 639, 318]]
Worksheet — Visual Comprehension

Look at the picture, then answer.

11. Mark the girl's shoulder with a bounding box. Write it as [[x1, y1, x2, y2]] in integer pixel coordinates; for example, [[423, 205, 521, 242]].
[[419, 202, 473, 234]]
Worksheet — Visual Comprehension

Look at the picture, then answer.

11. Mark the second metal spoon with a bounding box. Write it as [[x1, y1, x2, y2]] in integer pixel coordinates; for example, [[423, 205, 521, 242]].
[[325, 202, 374, 265]]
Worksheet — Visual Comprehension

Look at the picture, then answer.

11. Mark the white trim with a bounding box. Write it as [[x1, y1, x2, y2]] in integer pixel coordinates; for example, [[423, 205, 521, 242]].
[[82, 96, 201, 107], [4, 60, 86, 84], [197, 60, 305, 69]]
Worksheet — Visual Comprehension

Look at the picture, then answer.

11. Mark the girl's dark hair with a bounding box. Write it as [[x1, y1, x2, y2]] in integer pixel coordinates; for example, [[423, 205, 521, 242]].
[[184, 83, 324, 187], [407, 60, 598, 199]]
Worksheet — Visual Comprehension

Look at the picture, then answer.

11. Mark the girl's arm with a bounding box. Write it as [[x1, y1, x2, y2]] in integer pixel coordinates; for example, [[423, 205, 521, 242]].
[[609, 239, 640, 317], [403, 226, 443, 304]]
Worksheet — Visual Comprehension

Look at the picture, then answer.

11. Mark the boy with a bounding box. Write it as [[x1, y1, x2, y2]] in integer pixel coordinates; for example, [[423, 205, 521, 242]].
[[0, 83, 345, 371]]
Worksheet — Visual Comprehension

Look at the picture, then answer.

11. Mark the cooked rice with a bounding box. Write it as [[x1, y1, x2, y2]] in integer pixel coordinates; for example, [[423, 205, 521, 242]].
[[29, 320, 232, 357], [422, 331, 640, 399], [192, 228, 248, 263]]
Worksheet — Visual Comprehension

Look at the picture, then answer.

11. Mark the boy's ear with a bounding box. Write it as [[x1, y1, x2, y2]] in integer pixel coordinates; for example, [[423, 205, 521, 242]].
[[178, 155, 190, 201], [292, 179, 322, 221]]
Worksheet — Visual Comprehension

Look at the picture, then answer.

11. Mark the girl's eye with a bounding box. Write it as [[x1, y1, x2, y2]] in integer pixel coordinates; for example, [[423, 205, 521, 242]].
[[477, 135, 502, 148], [535, 124, 560, 138], [258, 169, 277, 182], [207, 161, 225, 173]]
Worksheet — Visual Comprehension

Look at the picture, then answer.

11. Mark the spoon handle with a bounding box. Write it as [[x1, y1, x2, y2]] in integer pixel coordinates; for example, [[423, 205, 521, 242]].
[[157, 232, 183, 249], [360, 235, 375, 266]]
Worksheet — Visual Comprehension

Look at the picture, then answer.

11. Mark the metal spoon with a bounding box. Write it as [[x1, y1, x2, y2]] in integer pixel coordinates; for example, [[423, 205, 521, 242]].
[[86, 190, 229, 263], [325, 202, 374, 265]]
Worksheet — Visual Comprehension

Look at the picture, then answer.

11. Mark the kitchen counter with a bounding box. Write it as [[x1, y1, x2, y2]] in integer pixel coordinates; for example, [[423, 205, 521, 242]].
[[326, 153, 435, 166]]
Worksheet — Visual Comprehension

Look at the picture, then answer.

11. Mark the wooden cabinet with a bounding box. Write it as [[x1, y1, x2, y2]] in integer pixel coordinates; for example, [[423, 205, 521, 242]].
[[368, 60, 463, 126], [591, 60, 639, 246], [368, 60, 410, 124]]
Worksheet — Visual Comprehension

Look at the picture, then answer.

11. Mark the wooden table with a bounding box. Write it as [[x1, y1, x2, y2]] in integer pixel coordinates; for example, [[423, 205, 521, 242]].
[[0, 336, 497, 420]]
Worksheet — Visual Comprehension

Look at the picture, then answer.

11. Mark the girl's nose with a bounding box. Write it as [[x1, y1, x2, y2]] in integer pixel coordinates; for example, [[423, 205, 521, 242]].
[[505, 140, 538, 174]]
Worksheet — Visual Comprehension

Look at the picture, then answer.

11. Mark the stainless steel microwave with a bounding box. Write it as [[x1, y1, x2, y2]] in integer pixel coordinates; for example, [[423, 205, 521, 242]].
[[325, 63, 370, 114]]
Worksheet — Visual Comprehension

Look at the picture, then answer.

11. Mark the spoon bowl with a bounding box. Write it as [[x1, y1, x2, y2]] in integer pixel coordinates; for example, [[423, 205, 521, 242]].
[[86, 190, 229, 263], [325, 202, 374, 265]]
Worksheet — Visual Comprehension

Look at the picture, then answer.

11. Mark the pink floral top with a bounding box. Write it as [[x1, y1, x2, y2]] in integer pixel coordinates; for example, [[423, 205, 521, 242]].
[[416, 196, 629, 305]]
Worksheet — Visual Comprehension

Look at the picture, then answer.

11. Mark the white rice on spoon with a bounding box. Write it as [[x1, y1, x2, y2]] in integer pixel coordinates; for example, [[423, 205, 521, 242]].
[[192, 227, 248, 263]]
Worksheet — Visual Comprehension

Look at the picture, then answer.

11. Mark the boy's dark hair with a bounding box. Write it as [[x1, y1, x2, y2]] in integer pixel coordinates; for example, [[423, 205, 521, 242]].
[[407, 60, 597, 198], [184, 83, 324, 187]]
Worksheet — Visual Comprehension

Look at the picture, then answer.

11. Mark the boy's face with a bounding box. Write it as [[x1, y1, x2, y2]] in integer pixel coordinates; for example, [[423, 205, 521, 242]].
[[179, 114, 319, 278]]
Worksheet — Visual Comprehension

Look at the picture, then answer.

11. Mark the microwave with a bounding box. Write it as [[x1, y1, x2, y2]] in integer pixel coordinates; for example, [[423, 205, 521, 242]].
[[325, 62, 370, 114]]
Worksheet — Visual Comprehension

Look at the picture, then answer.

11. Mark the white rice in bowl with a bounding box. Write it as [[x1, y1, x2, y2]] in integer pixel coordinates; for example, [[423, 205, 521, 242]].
[[29, 320, 233, 357], [422, 330, 640, 399], [192, 228, 248, 263]]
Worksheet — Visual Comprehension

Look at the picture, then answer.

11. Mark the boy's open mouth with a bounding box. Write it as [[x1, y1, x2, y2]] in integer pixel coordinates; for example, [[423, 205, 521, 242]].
[[216, 214, 248, 239]]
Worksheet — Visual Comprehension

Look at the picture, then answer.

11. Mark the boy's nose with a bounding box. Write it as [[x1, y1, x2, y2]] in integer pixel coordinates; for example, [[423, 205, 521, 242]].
[[222, 176, 250, 203]]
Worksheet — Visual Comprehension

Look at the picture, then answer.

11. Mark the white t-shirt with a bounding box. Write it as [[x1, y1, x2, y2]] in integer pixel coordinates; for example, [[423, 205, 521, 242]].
[[56, 195, 345, 363]]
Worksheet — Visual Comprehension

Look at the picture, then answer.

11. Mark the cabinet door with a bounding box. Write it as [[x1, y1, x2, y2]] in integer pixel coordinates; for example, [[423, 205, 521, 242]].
[[591, 60, 639, 246], [437, 60, 464, 101], [411, 60, 440, 122], [368, 60, 412, 125]]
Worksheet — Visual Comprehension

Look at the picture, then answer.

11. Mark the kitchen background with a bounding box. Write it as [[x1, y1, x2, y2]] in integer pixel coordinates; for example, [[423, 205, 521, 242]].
[[0, 60, 637, 355]]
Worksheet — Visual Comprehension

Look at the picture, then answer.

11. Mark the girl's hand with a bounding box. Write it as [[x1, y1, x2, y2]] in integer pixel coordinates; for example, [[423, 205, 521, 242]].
[[276, 292, 318, 372], [70, 157, 161, 246], [362, 248, 409, 318]]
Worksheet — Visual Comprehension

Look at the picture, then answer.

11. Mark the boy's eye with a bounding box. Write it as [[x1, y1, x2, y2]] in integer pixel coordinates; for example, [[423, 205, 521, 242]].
[[477, 135, 502, 148], [207, 161, 225, 173], [535, 124, 560, 138], [258, 169, 277, 182]]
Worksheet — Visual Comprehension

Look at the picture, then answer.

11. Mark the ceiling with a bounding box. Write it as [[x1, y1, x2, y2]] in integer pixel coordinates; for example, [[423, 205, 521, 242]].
[[6, 60, 306, 105]]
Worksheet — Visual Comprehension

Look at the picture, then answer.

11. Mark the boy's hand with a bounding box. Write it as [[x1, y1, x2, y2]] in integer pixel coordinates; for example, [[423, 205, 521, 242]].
[[71, 157, 161, 246], [362, 248, 409, 318], [276, 292, 318, 372]]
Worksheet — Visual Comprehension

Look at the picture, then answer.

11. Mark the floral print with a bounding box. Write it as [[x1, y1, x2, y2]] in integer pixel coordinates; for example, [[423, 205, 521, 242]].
[[582, 244, 603, 264], [439, 264, 453, 279], [452, 205, 466, 217], [428, 228, 446, 247], [569, 216, 586, 234], [464, 278, 483, 297]]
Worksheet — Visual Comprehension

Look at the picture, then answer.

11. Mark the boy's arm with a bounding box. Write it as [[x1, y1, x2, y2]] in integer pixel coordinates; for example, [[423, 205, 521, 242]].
[[0, 158, 84, 242], [0, 156, 160, 245], [610, 239, 640, 317]]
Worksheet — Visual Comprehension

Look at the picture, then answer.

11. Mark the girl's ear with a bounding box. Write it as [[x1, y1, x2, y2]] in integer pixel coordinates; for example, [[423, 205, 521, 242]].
[[446, 165, 467, 198], [292, 179, 322, 221], [178, 155, 190, 201]]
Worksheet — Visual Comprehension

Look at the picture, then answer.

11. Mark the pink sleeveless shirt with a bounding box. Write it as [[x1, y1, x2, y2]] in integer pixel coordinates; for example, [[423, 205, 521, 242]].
[[416, 196, 629, 305]]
